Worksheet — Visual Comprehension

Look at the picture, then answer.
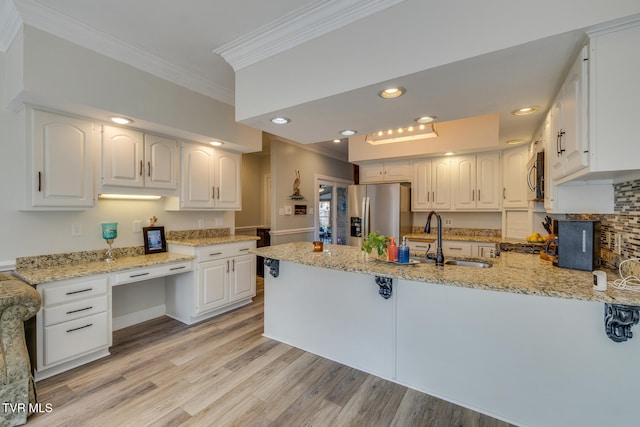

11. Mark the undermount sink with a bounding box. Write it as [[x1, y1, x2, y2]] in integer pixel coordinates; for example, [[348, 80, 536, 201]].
[[445, 259, 493, 268]]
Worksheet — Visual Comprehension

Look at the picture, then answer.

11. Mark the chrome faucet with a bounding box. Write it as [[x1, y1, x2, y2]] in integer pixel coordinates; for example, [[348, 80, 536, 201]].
[[424, 211, 445, 266]]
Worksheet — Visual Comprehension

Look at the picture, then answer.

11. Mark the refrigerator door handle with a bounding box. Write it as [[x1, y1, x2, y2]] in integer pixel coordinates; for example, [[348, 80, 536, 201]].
[[364, 197, 370, 237]]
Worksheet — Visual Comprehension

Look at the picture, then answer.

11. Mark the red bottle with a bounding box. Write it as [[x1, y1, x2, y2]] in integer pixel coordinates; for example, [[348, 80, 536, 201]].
[[387, 237, 398, 262]]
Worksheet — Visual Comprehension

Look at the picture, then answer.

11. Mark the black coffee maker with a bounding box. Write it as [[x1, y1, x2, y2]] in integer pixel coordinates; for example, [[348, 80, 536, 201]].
[[555, 220, 601, 271]]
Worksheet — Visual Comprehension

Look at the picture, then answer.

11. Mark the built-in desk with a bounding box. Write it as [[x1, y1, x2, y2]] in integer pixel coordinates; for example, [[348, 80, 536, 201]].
[[15, 254, 195, 381]]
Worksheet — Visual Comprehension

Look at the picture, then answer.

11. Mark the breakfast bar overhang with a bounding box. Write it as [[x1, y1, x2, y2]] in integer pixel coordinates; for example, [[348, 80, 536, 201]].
[[252, 242, 640, 427]]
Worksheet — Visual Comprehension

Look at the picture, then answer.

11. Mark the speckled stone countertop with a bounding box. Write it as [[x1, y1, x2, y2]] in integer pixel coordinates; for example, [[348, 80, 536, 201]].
[[404, 233, 501, 243], [252, 242, 640, 306], [14, 252, 195, 285], [167, 235, 259, 247]]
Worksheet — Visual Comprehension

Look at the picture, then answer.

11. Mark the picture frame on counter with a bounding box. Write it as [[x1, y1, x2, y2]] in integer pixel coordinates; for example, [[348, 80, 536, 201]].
[[143, 226, 167, 254]]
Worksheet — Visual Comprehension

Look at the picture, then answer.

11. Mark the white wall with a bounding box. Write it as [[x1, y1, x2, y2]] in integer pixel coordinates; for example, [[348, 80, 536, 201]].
[[270, 137, 353, 245], [413, 211, 502, 232], [6, 26, 261, 153]]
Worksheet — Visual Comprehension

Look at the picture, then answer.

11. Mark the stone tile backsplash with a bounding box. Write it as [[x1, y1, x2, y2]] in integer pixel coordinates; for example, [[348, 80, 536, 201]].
[[568, 179, 640, 267]]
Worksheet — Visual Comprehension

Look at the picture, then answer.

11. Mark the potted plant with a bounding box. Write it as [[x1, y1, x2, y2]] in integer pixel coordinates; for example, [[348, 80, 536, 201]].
[[361, 232, 389, 260]]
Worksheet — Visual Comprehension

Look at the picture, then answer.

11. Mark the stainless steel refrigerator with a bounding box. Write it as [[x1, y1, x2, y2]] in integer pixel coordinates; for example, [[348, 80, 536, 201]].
[[348, 182, 412, 248]]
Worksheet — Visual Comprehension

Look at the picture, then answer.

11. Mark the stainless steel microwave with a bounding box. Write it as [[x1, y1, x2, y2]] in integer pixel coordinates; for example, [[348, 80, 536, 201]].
[[527, 151, 544, 201]]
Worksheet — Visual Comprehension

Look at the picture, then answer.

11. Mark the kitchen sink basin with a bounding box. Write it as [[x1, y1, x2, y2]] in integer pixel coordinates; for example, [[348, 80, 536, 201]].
[[445, 259, 492, 268]]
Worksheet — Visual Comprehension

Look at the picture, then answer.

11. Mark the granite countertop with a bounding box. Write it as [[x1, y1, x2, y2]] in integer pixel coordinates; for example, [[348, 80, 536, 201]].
[[404, 233, 502, 244], [167, 235, 259, 247], [14, 252, 195, 285], [252, 242, 640, 306]]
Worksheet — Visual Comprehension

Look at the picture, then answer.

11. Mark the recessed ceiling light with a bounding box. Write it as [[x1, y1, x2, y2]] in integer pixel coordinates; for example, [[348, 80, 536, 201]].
[[506, 139, 526, 145], [444, 152, 455, 156], [110, 116, 133, 125], [340, 130, 357, 136], [415, 116, 436, 124], [210, 141, 224, 146], [378, 87, 405, 99], [333, 139, 341, 143], [512, 106, 539, 116], [271, 117, 290, 124]]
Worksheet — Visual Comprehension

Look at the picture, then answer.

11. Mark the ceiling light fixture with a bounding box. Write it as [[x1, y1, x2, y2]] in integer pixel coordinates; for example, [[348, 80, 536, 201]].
[[340, 130, 357, 136], [506, 139, 526, 145], [110, 116, 133, 125], [332, 139, 341, 143], [512, 106, 539, 116], [415, 116, 436, 124], [365, 124, 438, 145], [210, 141, 224, 146], [378, 87, 405, 99], [271, 117, 290, 124], [444, 152, 455, 156]]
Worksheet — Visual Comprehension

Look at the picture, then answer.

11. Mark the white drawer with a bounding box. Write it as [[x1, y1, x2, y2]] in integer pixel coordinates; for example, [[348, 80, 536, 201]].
[[43, 277, 108, 306], [195, 241, 256, 263], [44, 295, 109, 326], [113, 261, 193, 285], [442, 241, 474, 256], [44, 312, 109, 366]]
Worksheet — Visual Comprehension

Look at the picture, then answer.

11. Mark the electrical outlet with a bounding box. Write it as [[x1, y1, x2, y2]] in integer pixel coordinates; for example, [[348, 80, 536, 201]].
[[133, 221, 142, 233], [444, 219, 453, 226], [198, 219, 205, 229], [616, 233, 622, 255], [71, 223, 82, 236]]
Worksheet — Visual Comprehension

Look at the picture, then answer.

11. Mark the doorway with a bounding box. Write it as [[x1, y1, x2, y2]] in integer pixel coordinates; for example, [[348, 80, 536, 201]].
[[316, 175, 351, 245]]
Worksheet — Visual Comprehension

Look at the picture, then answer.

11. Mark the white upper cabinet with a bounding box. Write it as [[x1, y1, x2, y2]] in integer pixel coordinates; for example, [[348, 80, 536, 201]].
[[451, 153, 501, 211], [27, 108, 96, 209], [587, 20, 640, 175], [411, 157, 451, 211], [550, 46, 589, 180], [502, 145, 529, 209], [171, 142, 241, 210], [102, 126, 178, 190], [359, 160, 412, 183]]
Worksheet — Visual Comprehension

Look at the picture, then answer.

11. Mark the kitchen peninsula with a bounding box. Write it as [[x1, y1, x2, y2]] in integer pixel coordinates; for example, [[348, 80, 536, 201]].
[[252, 242, 640, 427]]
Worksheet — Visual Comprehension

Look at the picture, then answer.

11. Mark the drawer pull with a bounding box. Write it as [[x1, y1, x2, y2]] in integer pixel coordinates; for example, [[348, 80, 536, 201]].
[[129, 272, 150, 278], [66, 306, 93, 315], [238, 248, 250, 252], [416, 244, 429, 248], [209, 252, 223, 256], [67, 323, 93, 333], [450, 247, 463, 251], [170, 266, 186, 271], [66, 288, 93, 295]]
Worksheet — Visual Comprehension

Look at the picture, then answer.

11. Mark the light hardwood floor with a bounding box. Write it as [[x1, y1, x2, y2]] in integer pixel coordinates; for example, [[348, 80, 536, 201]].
[[28, 278, 515, 426]]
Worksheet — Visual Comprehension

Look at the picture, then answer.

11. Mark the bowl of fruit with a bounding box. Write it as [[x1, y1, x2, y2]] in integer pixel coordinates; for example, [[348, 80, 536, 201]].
[[526, 232, 548, 243]]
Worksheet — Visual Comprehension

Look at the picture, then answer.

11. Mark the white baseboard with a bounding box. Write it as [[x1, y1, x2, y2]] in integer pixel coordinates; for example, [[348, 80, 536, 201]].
[[112, 304, 166, 330]]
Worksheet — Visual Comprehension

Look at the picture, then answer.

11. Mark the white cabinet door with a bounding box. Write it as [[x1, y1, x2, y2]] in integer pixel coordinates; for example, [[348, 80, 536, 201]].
[[144, 134, 178, 189], [181, 143, 216, 209], [502, 146, 529, 209], [30, 109, 95, 208], [412, 160, 432, 211], [383, 160, 412, 182], [452, 156, 476, 210], [550, 46, 589, 180], [103, 127, 178, 190], [229, 254, 256, 302], [561, 49, 588, 176], [476, 153, 501, 210], [359, 162, 385, 183], [432, 157, 451, 210], [197, 259, 228, 314], [215, 150, 241, 210], [102, 126, 144, 188], [359, 161, 411, 183]]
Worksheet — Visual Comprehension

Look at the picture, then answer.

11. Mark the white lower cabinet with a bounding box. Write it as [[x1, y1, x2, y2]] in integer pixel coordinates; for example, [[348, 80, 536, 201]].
[[36, 276, 111, 379], [167, 241, 257, 324], [442, 241, 473, 257]]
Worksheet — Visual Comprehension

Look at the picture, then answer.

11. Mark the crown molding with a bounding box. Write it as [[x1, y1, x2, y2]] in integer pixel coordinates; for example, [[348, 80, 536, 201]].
[[9, 0, 234, 104], [213, 0, 406, 71], [0, 0, 22, 51]]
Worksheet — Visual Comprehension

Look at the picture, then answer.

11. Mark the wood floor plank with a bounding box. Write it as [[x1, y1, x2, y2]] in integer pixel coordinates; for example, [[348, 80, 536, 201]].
[[28, 277, 516, 427]]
